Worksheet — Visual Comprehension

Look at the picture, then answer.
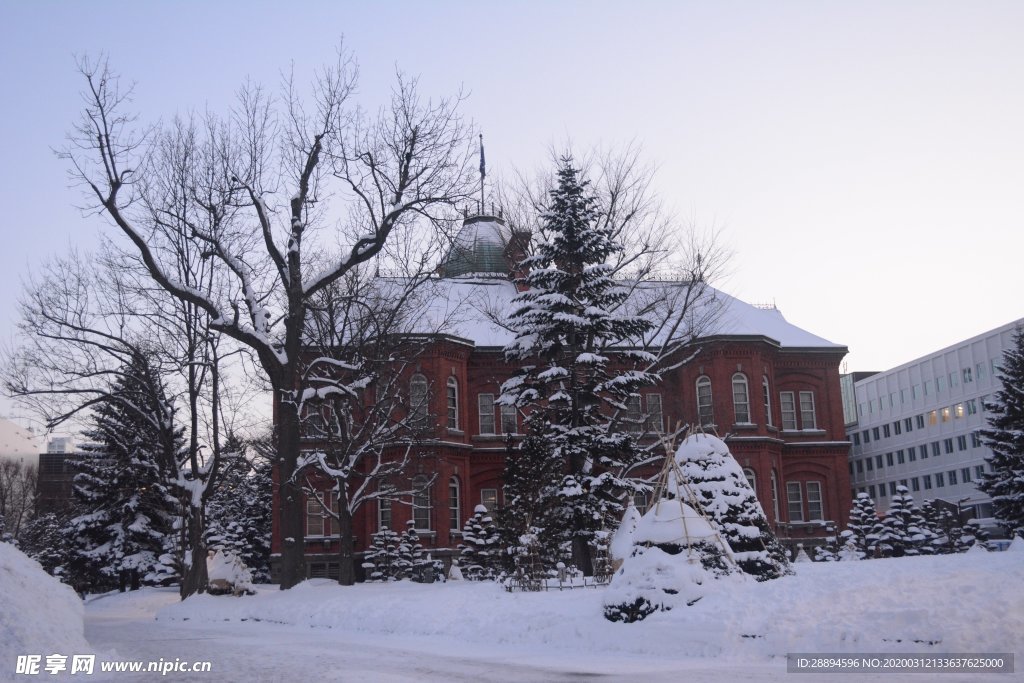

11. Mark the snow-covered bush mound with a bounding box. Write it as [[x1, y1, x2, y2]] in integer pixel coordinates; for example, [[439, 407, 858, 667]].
[[603, 499, 740, 622], [0, 542, 90, 670], [207, 550, 254, 595]]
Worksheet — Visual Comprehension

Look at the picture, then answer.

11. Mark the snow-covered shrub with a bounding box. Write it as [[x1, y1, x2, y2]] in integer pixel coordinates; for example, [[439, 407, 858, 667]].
[[603, 498, 739, 623], [206, 549, 254, 596]]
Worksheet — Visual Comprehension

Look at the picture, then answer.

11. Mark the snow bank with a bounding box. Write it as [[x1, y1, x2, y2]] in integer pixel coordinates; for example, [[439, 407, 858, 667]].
[[155, 549, 1024, 661], [0, 542, 89, 670]]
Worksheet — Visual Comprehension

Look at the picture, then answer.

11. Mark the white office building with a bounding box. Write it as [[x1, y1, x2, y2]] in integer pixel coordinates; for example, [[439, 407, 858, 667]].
[[847, 318, 1023, 524]]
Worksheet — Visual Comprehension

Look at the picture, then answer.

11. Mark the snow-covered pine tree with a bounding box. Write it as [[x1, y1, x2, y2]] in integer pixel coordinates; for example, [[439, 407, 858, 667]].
[[458, 505, 501, 580], [204, 434, 273, 583], [919, 500, 963, 555], [501, 157, 656, 574], [361, 528, 401, 581], [70, 352, 182, 590], [978, 328, 1024, 537], [674, 434, 790, 580], [841, 492, 879, 558], [877, 486, 934, 557], [961, 518, 990, 551]]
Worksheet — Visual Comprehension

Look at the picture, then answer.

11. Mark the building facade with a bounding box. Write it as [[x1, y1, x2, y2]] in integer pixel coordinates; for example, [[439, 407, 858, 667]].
[[274, 213, 852, 579], [846, 318, 1024, 524]]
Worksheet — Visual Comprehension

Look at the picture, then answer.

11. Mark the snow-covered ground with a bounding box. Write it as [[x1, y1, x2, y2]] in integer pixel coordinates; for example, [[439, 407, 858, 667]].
[[6, 543, 1023, 681]]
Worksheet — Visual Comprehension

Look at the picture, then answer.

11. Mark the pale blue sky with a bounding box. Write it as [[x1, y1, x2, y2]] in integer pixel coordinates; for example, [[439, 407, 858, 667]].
[[2, 1, 1023, 422]]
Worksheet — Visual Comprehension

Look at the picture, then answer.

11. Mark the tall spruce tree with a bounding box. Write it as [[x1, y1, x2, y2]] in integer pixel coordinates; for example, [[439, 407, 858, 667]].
[[978, 328, 1024, 537], [70, 352, 181, 590], [501, 157, 656, 573]]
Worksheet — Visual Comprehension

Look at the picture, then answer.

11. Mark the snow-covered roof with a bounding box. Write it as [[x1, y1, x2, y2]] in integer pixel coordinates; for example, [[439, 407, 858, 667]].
[[393, 275, 844, 351]]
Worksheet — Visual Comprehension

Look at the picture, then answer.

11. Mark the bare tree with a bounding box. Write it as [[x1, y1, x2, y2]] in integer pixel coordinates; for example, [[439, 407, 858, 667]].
[[62, 49, 474, 588], [297, 268, 453, 585], [0, 460, 37, 540]]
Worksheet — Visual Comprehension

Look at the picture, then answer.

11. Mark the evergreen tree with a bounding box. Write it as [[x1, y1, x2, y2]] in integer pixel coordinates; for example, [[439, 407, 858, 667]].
[[361, 528, 401, 581], [19, 512, 83, 588], [69, 352, 181, 590], [978, 328, 1024, 537], [458, 504, 501, 580], [497, 432, 564, 573], [675, 434, 790, 580], [877, 486, 934, 557], [962, 519, 990, 550], [204, 435, 273, 583], [919, 500, 964, 554], [841, 493, 880, 558], [501, 157, 656, 573]]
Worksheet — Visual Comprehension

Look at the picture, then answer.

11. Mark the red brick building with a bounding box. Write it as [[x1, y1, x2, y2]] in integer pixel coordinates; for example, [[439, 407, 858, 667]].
[[272, 213, 851, 579]]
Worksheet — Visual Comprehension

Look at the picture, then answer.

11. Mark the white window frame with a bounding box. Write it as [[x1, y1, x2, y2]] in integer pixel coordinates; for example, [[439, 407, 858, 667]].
[[806, 481, 823, 521], [624, 394, 643, 433], [449, 477, 461, 531], [412, 474, 432, 531], [500, 402, 518, 434], [480, 488, 498, 511], [446, 377, 459, 430], [743, 467, 757, 493], [799, 391, 817, 430], [645, 393, 664, 433], [780, 391, 797, 430], [696, 376, 714, 426], [762, 377, 773, 426], [786, 481, 804, 522], [478, 393, 496, 435], [378, 496, 392, 531], [409, 374, 428, 427], [770, 470, 780, 521], [732, 373, 751, 424]]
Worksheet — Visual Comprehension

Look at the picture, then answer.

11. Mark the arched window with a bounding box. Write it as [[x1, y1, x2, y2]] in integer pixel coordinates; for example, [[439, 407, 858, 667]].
[[696, 376, 714, 426], [732, 373, 750, 424], [770, 469, 780, 522], [412, 474, 432, 531], [449, 477, 462, 531], [762, 376, 773, 426], [446, 377, 459, 430], [743, 467, 757, 493], [409, 374, 428, 427]]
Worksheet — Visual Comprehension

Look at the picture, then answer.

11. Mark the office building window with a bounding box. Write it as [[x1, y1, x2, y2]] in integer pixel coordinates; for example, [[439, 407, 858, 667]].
[[963, 367, 973, 383], [916, 414, 925, 429], [970, 432, 982, 448], [957, 435, 967, 451], [904, 417, 913, 433], [886, 452, 894, 467], [948, 470, 958, 486], [911, 477, 920, 492], [936, 472, 945, 488], [908, 446, 917, 461], [961, 467, 971, 483], [883, 424, 891, 438], [944, 438, 954, 454], [931, 441, 941, 457], [897, 449, 905, 464], [924, 474, 932, 490]]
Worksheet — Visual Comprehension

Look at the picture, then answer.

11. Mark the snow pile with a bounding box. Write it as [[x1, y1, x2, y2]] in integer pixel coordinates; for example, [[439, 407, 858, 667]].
[[154, 549, 1024, 660], [0, 542, 89, 669]]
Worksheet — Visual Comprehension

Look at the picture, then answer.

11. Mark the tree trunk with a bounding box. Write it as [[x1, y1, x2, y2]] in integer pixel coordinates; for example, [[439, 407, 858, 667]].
[[180, 507, 208, 598], [277, 397, 306, 588], [571, 534, 593, 576], [337, 499, 355, 586]]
